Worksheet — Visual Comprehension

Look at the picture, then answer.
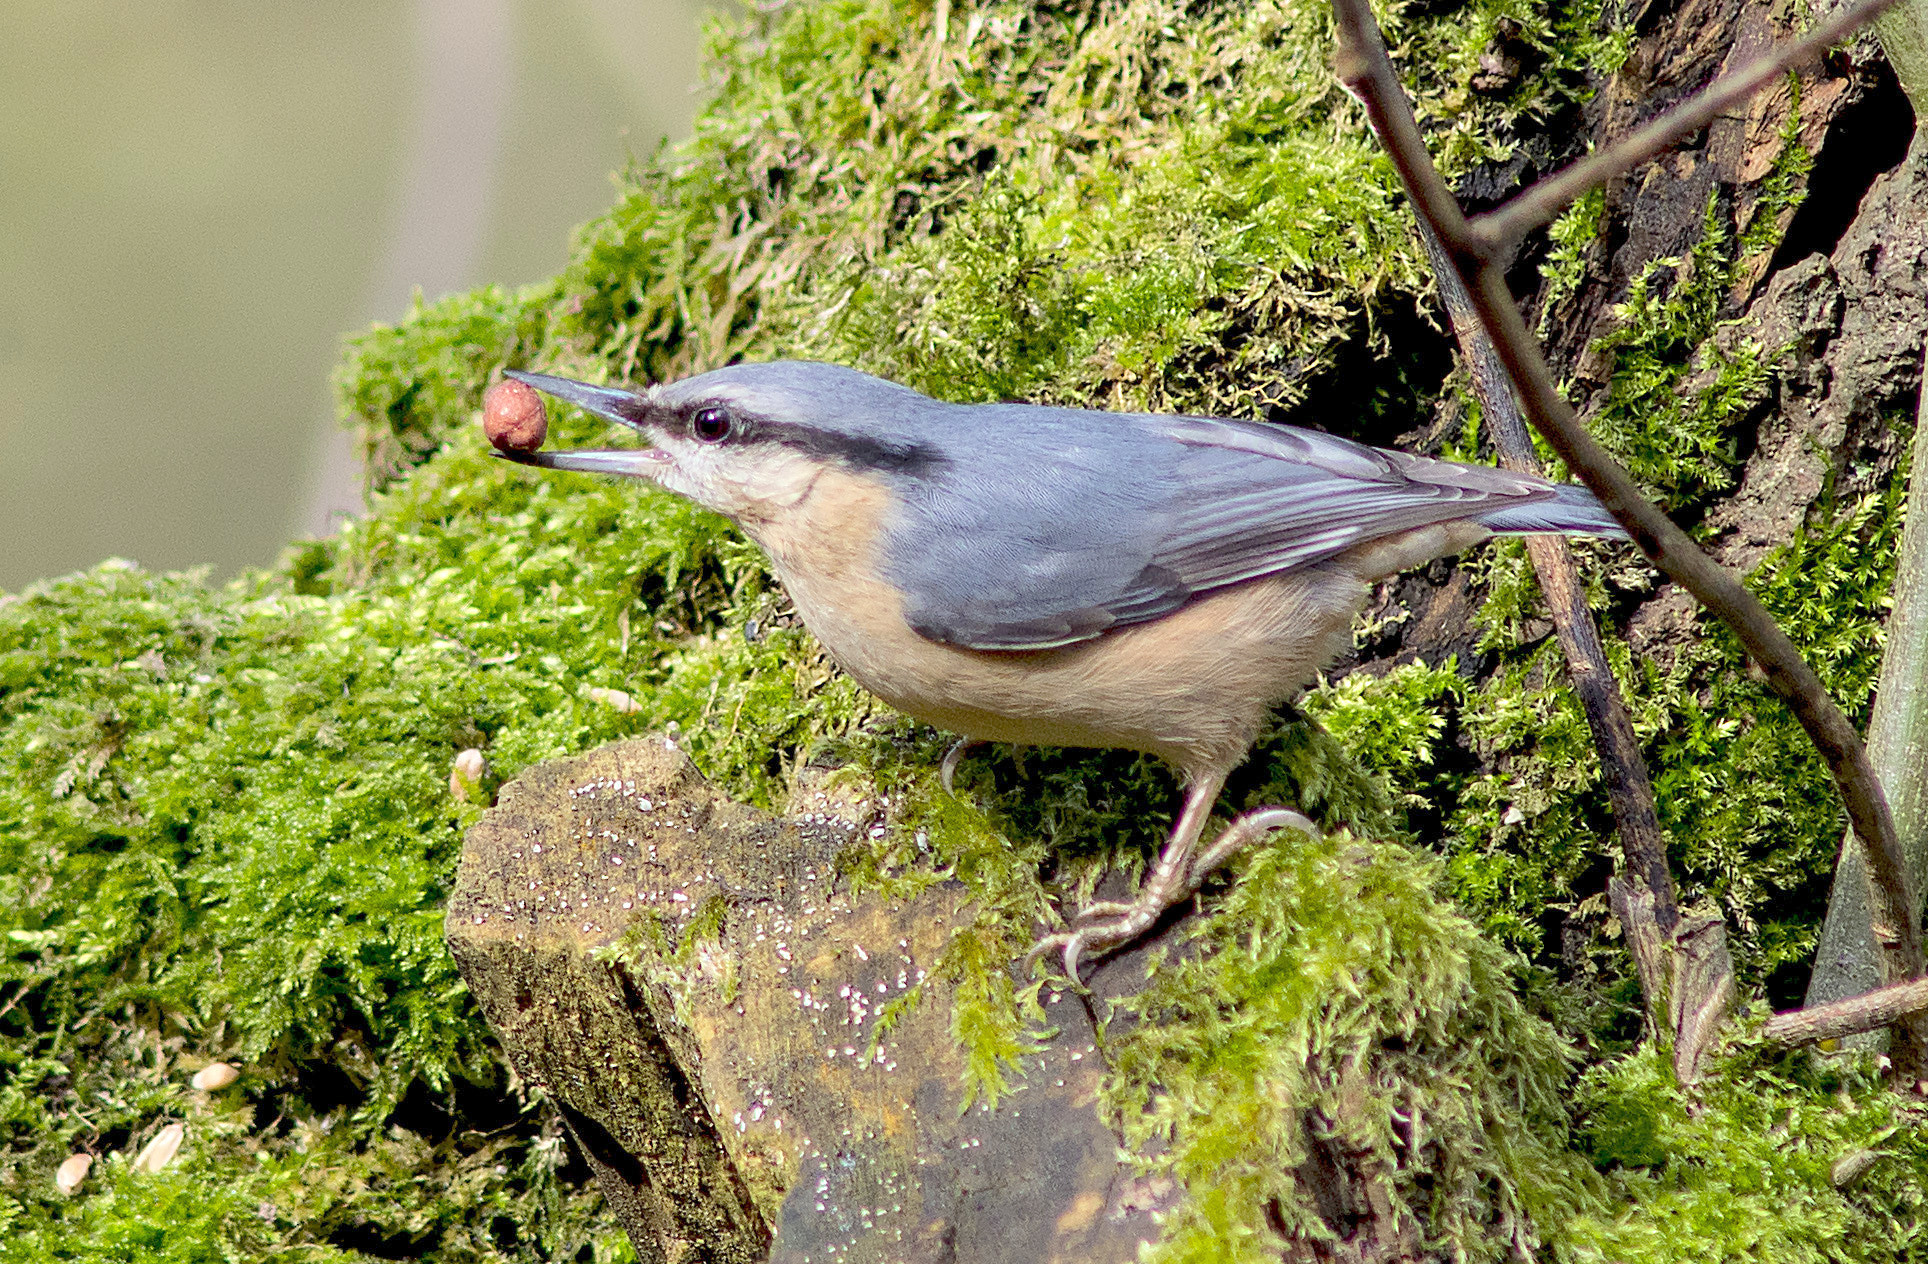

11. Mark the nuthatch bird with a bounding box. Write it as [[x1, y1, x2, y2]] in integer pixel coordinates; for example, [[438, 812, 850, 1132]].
[[502, 361, 1626, 979]]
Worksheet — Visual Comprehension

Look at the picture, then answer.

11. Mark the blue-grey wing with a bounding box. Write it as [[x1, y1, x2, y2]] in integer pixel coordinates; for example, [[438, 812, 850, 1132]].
[[885, 411, 1563, 651]]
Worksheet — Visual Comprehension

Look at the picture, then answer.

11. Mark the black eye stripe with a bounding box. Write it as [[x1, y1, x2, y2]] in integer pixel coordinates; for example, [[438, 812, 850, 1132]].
[[667, 404, 945, 475]]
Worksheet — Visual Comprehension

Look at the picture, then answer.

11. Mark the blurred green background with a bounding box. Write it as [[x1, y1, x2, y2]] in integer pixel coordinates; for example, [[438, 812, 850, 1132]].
[[0, 0, 706, 591]]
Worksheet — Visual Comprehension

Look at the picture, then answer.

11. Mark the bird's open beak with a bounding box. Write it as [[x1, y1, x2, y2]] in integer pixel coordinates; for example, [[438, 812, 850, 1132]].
[[496, 370, 671, 477]]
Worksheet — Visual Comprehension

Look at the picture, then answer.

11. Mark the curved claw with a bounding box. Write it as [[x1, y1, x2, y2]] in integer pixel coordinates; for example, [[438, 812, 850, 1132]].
[[1022, 928, 1103, 986], [1022, 931, 1074, 982], [939, 739, 984, 796], [1026, 920, 1142, 985], [1060, 928, 1098, 985]]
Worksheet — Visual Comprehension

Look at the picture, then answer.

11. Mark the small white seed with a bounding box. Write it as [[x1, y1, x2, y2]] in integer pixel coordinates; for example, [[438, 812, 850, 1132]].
[[55, 1152, 92, 1194], [587, 687, 641, 714], [191, 1062, 239, 1092], [132, 1123, 184, 1174], [449, 748, 488, 802]]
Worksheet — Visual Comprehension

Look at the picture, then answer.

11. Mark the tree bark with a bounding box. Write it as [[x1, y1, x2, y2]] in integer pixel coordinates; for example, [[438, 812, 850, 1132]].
[[1803, 144, 1928, 1022], [1534, 1, 1928, 1051], [1876, 0, 1928, 104]]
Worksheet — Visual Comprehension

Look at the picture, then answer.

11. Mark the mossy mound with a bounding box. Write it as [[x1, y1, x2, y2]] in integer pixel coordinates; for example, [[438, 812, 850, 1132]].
[[3, 0, 1925, 1260]]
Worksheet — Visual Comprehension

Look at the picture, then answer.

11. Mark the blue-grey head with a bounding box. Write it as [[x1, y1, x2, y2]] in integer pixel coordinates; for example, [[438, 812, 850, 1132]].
[[501, 361, 947, 527]]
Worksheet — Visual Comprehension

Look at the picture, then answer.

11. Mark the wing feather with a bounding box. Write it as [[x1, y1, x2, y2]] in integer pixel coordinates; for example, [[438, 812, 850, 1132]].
[[888, 408, 1559, 650]]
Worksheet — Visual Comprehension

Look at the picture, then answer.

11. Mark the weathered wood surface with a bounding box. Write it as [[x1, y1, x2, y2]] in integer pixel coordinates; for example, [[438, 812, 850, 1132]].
[[446, 736, 1173, 1264]]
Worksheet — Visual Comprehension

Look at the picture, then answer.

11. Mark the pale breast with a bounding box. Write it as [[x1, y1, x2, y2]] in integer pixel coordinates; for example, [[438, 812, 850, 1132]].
[[747, 470, 1487, 779]]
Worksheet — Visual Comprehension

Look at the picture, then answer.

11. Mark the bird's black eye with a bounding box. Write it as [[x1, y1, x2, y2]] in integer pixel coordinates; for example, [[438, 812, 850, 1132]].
[[691, 405, 732, 443]]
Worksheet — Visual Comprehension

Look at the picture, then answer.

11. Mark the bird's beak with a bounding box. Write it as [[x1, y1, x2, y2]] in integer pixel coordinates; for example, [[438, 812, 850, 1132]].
[[494, 446, 672, 476], [497, 370, 671, 478]]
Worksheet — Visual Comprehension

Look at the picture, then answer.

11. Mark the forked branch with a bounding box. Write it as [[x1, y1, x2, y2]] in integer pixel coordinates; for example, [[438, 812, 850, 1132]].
[[1329, 0, 1928, 1075]]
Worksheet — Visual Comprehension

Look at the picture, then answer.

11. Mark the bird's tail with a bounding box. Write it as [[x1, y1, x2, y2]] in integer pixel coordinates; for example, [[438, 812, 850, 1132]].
[[1477, 482, 1629, 539]]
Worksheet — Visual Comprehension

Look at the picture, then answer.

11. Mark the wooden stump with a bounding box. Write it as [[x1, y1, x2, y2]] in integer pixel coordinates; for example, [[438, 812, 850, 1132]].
[[446, 736, 1173, 1264]]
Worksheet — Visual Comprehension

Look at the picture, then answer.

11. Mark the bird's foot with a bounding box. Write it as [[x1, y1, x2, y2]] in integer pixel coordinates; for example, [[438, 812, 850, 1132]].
[[1024, 903, 1170, 987], [1024, 807, 1318, 984]]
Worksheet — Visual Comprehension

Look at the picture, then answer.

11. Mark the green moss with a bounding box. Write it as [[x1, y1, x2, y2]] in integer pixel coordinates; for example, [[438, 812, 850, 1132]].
[[1538, 186, 1606, 328], [1582, 197, 1767, 510], [5, 0, 1925, 1258], [0, 562, 639, 1261], [1304, 659, 1468, 789], [1101, 827, 1601, 1264], [1562, 1036, 1928, 1262]]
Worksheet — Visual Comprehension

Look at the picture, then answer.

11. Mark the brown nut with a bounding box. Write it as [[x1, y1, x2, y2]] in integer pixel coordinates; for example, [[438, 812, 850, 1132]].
[[483, 378, 547, 453]]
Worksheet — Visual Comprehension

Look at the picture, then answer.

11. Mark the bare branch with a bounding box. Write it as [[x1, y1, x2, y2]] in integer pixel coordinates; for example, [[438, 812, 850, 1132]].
[[1329, 0, 1928, 1075], [1470, 0, 1905, 256], [1416, 218, 1679, 935], [1765, 976, 1928, 1047], [1331, 1, 1483, 259]]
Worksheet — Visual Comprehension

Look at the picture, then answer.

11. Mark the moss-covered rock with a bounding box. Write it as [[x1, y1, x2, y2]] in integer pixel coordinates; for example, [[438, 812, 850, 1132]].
[[4, 0, 1927, 1259]]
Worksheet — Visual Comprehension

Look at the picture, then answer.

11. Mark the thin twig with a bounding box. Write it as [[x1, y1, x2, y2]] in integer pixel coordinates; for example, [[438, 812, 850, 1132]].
[[1329, 0, 1928, 1076], [0, 980, 30, 1023], [1468, 0, 1905, 257], [1416, 218, 1679, 935], [1765, 975, 1928, 1047]]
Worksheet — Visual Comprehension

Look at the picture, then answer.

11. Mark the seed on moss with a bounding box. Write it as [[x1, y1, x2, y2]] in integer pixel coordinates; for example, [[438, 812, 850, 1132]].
[[55, 1153, 91, 1194], [450, 748, 489, 801], [132, 1123, 184, 1174], [483, 379, 547, 452], [191, 1061, 240, 1091], [588, 687, 641, 714]]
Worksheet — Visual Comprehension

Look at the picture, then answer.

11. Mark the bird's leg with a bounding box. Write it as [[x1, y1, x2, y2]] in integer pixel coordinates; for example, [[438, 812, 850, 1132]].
[[1075, 772, 1228, 924], [939, 738, 986, 796], [1027, 771, 1227, 983]]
